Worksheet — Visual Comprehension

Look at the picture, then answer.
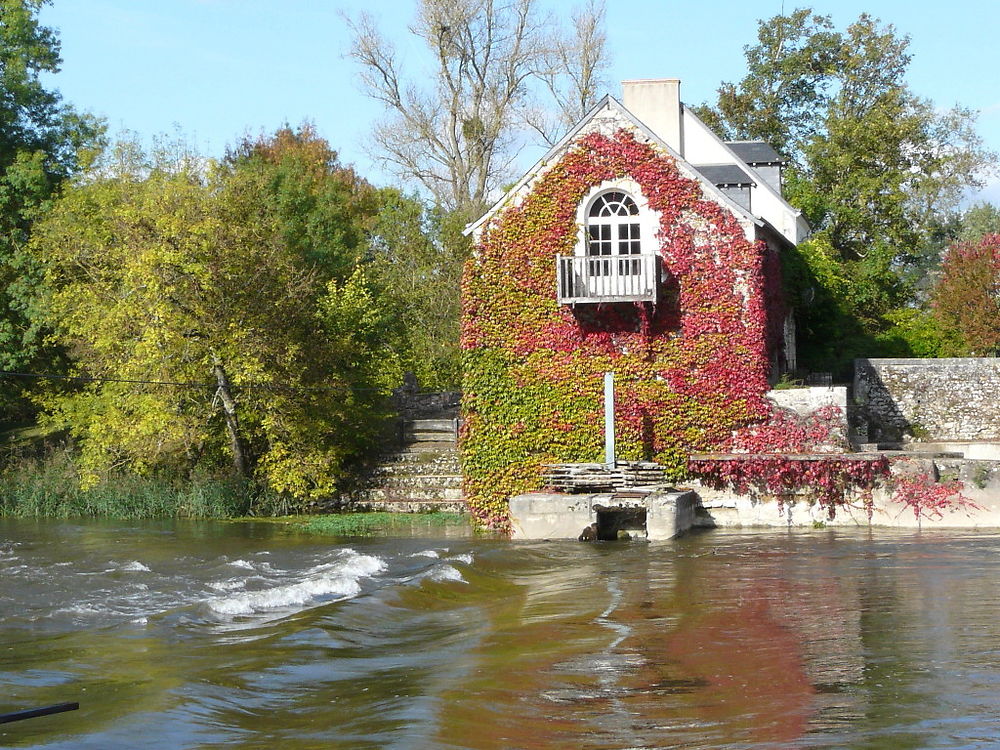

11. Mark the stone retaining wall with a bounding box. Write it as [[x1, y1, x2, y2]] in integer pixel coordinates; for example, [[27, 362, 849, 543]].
[[695, 455, 1000, 529], [390, 373, 460, 419], [768, 386, 848, 447], [854, 358, 1000, 442]]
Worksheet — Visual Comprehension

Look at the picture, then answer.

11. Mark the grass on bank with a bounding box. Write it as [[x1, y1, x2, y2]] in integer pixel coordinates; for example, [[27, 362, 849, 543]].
[[1, 447, 472, 531], [294, 511, 469, 536]]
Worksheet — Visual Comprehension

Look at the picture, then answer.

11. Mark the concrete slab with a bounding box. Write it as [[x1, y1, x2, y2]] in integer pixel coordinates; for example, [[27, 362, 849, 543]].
[[509, 489, 699, 540]]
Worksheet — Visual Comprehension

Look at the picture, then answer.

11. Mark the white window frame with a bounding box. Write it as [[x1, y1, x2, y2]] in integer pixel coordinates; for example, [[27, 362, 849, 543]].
[[576, 180, 659, 258]]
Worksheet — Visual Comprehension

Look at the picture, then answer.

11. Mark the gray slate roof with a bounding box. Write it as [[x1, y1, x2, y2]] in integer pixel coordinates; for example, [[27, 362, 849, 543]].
[[694, 164, 756, 187], [725, 140, 786, 165]]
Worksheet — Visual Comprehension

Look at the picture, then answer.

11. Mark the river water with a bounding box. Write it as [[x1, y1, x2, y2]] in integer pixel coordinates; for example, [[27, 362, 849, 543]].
[[3, 519, 1000, 749]]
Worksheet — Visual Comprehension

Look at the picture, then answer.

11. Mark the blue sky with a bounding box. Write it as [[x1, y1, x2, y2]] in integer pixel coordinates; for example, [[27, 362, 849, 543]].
[[40, 0, 1000, 203]]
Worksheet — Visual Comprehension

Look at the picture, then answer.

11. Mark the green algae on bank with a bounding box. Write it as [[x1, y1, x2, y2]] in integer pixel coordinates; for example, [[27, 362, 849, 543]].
[[236, 512, 473, 537]]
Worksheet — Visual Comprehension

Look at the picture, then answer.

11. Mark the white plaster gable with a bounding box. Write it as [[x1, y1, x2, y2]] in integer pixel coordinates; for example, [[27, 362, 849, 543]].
[[464, 95, 763, 244], [681, 107, 808, 245]]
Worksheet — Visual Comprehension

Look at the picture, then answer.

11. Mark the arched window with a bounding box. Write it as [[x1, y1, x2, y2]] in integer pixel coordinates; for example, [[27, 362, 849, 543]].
[[587, 191, 642, 274]]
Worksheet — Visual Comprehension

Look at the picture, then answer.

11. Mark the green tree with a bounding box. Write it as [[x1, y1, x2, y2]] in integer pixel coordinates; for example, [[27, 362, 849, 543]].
[[690, 9, 842, 158], [700, 9, 995, 373], [32, 133, 397, 505], [222, 124, 378, 281], [365, 190, 468, 389], [958, 202, 1000, 245], [0, 0, 104, 416]]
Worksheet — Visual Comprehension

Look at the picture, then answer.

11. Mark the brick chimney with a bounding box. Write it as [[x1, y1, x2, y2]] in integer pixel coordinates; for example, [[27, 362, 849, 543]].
[[621, 78, 683, 155]]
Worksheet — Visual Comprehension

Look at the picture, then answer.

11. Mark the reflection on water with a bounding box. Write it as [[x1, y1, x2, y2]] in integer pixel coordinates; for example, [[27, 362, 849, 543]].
[[3, 519, 1000, 748]]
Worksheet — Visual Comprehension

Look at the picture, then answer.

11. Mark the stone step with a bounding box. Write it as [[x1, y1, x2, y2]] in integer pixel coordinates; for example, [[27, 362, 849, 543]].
[[353, 499, 468, 514], [375, 459, 460, 475], [400, 440, 459, 452], [403, 431, 457, 444], [373, 453, 461, 474], [353, 487, 465, 502], [382, 446, 458, 460], [374, 474, 463, 489], [408, 418, 458, 433]]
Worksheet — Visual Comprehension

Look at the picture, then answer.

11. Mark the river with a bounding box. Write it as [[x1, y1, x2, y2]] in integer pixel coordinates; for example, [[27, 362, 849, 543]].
[[3, 518, 1000, 748]]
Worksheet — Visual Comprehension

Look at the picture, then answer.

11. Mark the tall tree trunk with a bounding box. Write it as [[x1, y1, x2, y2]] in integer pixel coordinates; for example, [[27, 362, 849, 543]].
[[212, 356, 249, 478]]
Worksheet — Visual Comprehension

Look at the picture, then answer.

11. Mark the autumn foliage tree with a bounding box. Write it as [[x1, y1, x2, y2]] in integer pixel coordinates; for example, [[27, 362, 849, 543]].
[[31, 129, 399, 505], [932, 234, 1000, 356]]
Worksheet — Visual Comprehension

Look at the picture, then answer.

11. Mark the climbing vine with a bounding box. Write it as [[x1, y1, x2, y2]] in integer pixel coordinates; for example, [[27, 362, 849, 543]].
[[890, 472, 981, 523], [461, 128, 779, 530], [461, 128, 980, 532], [688, 406, 979, 522], [688, 406, 887, 518]]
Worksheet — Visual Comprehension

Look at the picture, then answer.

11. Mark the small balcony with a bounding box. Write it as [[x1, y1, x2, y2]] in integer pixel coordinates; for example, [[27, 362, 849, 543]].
[[557, 254, 660, 305]]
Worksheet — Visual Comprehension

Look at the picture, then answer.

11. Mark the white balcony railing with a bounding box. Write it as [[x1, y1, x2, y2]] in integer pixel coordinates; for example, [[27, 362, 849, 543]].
[[557, 254, 660, 304]]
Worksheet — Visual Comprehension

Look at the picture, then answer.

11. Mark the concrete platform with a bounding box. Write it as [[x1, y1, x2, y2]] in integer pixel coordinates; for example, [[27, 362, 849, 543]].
[[509, 489, 699, 540]]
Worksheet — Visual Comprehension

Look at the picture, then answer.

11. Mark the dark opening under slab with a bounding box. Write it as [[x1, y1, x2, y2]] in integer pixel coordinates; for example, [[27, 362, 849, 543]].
[[595, 506, 647, 541]]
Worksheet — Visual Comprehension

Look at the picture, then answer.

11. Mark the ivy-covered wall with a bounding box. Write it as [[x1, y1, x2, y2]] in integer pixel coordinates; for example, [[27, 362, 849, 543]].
[[461, 129, 780, 530]]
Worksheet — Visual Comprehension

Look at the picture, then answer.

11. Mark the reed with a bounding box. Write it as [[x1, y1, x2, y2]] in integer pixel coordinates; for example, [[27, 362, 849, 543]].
[[0, 450, 279, 519]]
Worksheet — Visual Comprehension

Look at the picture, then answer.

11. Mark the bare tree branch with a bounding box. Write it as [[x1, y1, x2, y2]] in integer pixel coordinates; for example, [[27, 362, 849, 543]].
[[525, 0, 610, 146], [347, 0, 608, 215]]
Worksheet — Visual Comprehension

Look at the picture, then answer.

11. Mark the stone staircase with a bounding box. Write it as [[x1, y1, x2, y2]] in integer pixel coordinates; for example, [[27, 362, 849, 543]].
[[350, 411, 466, 513]]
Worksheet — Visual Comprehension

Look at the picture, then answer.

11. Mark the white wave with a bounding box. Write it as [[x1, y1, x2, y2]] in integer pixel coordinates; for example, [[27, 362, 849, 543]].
[[448, 553, 474, 565], [208, 578, 247, 592], [228, 559, 255, 570], [412, 550, 440, 559], [120, 561, 151, 572], [206, 551, 385, 616], [55, 604, 106, 617], [429, 565, 467, 584]]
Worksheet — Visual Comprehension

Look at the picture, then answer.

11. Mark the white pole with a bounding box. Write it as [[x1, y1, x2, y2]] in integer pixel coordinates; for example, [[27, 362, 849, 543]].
[[604, 371, 616, 467]]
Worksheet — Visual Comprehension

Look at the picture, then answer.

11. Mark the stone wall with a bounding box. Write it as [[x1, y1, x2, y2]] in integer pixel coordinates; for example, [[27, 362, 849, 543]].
[[768, 385, 847, 417], [390, 373, 460, 419], [854, 358, 1000, 442], [767, 386, 848, 447]]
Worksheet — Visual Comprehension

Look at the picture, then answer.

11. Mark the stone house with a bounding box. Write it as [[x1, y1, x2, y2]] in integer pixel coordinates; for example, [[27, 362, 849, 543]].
[[460, 78, 811, 528]]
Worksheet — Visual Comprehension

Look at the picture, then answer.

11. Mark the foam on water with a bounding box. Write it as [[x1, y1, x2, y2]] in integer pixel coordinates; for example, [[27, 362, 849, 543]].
[[428, 565, 467, 584], [412, 550, 441, 559], [208, 578, 248, 592], [448, 553, 474, 565], [119, 561, 151, 572], [228, 559, 255, 570], [206, 551, 386, 616]]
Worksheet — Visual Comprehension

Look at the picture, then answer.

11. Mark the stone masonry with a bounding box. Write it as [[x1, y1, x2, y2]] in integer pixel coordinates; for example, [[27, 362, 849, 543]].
[[855, 358, 1000, 442], [346, 408, 465, 513]]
